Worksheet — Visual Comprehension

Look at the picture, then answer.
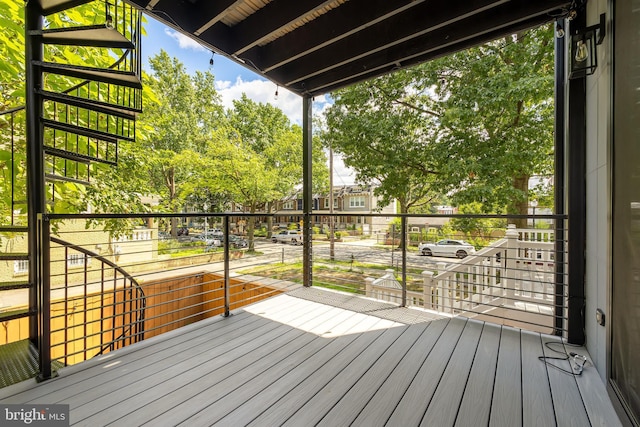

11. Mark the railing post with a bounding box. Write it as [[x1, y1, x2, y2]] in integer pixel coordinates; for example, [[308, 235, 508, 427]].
[[436, 262, 448, 313], [505, 224, 519, 304], [222, 216, 230, 317], [37, 215, 54, 381], [400, 216, 407, 307], [365, 277, 374, 299], [422, 270, 435, 310], [302, 95, 313, 287], [25, 0, 44, 349]]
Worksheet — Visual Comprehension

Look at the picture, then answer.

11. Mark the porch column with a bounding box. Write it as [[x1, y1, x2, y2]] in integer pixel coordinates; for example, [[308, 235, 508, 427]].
[[26, 1, 55, 380], [554, 17, 567, 337], [25, 1, 44, 346], [567, 13, 587, 345], [302, 96, 313, 286]]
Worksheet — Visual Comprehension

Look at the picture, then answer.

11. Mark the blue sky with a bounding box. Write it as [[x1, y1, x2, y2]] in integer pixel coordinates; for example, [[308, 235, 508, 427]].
[[141, 15, 354, 184], [141, 16, 328, 126]]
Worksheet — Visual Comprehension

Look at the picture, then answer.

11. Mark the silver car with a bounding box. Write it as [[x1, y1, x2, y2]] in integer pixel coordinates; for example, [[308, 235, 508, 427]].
[[418, 239, 476, 259]]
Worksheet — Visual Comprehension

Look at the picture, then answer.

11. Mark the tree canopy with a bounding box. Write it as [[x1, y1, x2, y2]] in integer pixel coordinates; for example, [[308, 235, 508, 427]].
[[323, 24, 555, 224]]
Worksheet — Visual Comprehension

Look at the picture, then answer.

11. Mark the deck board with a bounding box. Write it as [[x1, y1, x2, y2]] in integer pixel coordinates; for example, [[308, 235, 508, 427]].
[[102, 302, 355, 426], [489, 326, 523, 427], [521, 330, 556, 427], [280, 323, 409, 426], [351, 318, 450, 426], [541, 337, 592, 427], [245, 321, 390, 426], [315, 322, 427, 426], [216, 316, 389, 426], [176, 307, 381, 426], [0, 286, 621, 427], [454, 322, 501, 427], [385, 317, 468, 426], [575, 349, 624, 427], [420, 319, 484, 426]]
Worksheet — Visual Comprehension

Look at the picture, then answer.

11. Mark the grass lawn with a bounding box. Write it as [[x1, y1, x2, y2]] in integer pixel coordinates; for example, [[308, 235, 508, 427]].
[[240, 261, 425, 294]]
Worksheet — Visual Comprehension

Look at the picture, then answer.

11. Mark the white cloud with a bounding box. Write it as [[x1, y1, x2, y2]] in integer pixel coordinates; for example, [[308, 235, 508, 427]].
[[164, 29, 207, 52], [332, 155, 357, 185], [216, 77, 303, 123], [215, 77, 335, 127]]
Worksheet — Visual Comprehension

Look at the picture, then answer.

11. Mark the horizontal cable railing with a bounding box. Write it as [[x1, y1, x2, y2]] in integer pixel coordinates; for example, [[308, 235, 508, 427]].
[[0, 211, 567, 373], [312, 214, 567, 336]]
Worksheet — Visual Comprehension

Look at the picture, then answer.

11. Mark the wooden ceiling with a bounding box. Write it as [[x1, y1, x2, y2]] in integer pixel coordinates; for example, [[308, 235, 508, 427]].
[[128, 0, 572, 97]]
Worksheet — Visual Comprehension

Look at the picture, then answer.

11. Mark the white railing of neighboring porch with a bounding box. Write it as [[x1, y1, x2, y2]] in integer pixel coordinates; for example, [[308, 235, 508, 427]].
[[365, 225, 562, 331]]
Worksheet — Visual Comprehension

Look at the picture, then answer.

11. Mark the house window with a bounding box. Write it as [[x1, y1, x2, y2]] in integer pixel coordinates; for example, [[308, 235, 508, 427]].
[[324, 199, 339, 209], [14, 259, 28, 274], [350, 196, 365, 208], [283, 201, 294, 210], [67, 253, 90, 267]]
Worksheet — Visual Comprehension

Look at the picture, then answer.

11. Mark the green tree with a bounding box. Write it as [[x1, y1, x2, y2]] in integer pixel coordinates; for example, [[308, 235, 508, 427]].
[[0, 0, 25, 108], [221, 95, 327, 239], [205, 125, 283, 250], [420, 25, 555, 226], [449, 202, 507, 240], [323, 71, 448, 215], [323, 24, 555, 228], [141, 50, 224, 235]]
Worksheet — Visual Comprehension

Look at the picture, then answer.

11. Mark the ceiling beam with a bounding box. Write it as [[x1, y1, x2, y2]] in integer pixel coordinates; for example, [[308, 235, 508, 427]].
[[269, 0, 514, 86], [222, 0, 337, 56], [240, 0, 424, 73], [298, 13, 562, 96], [142, 0, 237, 35]]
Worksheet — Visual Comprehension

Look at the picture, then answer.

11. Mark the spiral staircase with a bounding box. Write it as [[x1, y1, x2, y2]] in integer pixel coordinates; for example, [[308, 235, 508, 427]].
[[0, 0, 144, 386]]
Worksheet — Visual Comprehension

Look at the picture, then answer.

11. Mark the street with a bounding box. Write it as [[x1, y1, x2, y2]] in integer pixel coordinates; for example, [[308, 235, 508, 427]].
[[252, 237, 461, 272]]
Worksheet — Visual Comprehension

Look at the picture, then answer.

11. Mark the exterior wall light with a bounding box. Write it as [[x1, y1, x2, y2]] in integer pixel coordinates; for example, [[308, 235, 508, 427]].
[[569, 13, 606, 79]]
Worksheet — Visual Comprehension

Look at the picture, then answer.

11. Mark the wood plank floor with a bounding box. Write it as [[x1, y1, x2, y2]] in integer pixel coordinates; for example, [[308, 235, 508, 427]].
[[0, 287, 621, 427]]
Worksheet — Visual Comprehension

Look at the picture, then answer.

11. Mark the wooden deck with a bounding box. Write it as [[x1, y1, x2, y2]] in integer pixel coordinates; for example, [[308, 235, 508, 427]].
[[0, 287, 621, 426]]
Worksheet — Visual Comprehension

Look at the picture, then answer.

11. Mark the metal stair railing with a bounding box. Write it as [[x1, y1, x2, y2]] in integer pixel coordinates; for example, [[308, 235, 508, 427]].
[[0, 0, 145, 381], [32, 0, 142, 185], [50, 236, 146, 365]]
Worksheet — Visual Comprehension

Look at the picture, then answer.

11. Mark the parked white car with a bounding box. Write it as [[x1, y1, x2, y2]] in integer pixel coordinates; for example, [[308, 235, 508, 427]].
[[418, 239, 476, 259], [272, 230, 303, 245]]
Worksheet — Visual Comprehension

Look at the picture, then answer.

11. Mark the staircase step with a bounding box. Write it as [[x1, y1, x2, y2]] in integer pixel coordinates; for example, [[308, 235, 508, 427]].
[[44, 146, 116, 166], [34, 61, 142, 89], [0, 281, 31, 291], [38, 0, 95, 16], [0, 309, 33, 323], [45, 173, 91, 185], [0, 226, 28, 233], [0, 253, 28, 261], [0, 339, 64, 388], [31, 25, 135, 49], [38, 89, 141, 118], [42, 118, 132, 143]]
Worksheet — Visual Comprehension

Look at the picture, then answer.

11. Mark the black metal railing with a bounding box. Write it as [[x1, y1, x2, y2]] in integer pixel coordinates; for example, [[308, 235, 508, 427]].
[[0, 107, 27, 227], [49, 236, 146, 364], [0, 210, 567, 379]]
